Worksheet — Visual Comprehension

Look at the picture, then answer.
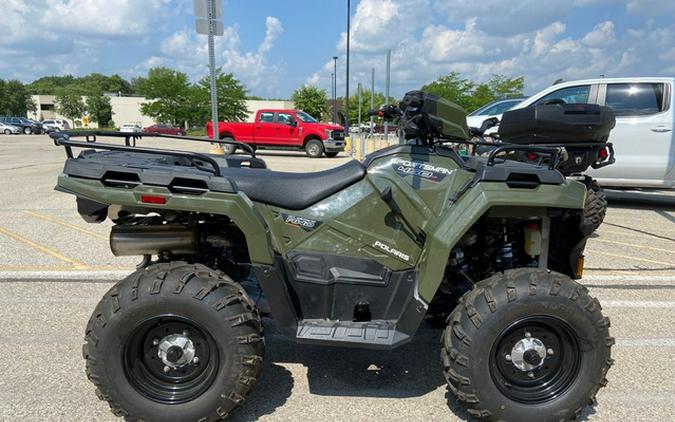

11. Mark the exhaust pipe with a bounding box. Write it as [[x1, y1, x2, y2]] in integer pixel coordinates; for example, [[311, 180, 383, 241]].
[[110, 225, 198, 256]]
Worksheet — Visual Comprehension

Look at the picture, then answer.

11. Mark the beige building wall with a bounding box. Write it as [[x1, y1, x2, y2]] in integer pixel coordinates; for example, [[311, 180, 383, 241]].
[[244, 100, 295, 121], [29, 95, 294, 128], [109, 97, 156, 127]]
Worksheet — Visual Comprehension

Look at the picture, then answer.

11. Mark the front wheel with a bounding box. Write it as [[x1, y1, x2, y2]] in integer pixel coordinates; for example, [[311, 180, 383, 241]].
[[83, 262, 264, 421], [220, 136, 237, 154], [305, 139, 324, 158], [441, 269, 613, 422], [23, 127, 32, 134]]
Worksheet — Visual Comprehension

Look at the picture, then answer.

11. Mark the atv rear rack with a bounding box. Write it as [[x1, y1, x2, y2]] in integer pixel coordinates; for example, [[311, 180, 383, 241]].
[[441, 139, 565, 170], [50, 131, 258, 177], [444, 138, 614, 172]]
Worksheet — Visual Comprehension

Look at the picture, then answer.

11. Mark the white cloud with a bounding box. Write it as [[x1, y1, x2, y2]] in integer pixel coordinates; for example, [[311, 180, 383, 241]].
[[259, 17, 283, 54], [433, 0, 574, 35], [582, 21, 616, 47], [41, 0, 172, 37], [307, 0, 675, 102], [340, 0, 431, 52], [0, 0, 181, 81], [137, 17, 286, 96], [625, 0, 675, 15]]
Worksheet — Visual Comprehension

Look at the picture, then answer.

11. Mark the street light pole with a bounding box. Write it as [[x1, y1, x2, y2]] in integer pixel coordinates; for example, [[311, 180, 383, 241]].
[[345, 0, 350, 135], [332, 56, 338, 124], [207, 0, 218, 143]]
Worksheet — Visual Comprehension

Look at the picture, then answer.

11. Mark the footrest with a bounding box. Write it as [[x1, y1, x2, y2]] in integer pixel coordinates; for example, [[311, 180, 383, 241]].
[[296, 319, 410, 349]]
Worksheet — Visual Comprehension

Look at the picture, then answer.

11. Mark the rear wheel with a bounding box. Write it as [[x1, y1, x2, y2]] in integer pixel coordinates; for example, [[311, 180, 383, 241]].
[[583, 178, 607, 232], [441, 269, 613, 422], [305, 139, 324, 158], [3, 129, 10, 135], [83, 262, 264, 421]]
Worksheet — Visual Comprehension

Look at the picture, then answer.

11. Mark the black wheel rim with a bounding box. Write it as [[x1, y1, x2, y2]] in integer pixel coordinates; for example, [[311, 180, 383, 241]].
[[490, 315, 581, 404], [124, 314, 219, 404]]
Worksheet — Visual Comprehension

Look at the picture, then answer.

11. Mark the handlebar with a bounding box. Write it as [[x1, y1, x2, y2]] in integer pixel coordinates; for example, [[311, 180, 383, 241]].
[[368, 104, 401, 120]]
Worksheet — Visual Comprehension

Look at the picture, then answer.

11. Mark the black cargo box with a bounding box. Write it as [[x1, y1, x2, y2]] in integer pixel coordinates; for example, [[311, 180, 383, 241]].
[[498, 103, 615, 144]]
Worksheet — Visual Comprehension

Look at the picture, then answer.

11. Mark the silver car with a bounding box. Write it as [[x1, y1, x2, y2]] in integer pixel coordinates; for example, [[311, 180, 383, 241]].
[[0, 122, 21, 135]]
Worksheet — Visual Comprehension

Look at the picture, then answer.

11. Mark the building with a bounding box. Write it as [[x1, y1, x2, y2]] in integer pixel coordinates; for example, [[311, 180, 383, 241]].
[[28, 95, 294, 128]]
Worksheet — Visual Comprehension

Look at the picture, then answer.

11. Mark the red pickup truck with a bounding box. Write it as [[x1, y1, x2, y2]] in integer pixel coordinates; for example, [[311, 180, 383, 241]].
[[206, 109, 345, 158]]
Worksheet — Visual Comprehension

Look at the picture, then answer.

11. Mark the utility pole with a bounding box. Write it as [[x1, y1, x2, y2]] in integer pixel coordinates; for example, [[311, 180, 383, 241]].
[[207, 0, 218, 143], [194, 0, 224, 152], [345, 0, 351, 135], [332, 56, 338, 123], [357, 83, 362, 131], [370, 68, 375, 136], [384, 49, 391, 141]]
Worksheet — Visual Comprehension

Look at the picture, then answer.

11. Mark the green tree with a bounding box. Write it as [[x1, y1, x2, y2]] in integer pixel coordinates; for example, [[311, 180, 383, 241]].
[[345, 91, 397, 126], [191, 69, 249, 124], [421, 72, 476, 110], [135, 67, 192, 125], [488, 74, 525, 99], [86, 93, 113, 126], [26, 73, 133, 96], [291, 85, 329, 121], [55, 90, 85, 126], [421, 72, 525, 112], [0, 79, 33, 116]]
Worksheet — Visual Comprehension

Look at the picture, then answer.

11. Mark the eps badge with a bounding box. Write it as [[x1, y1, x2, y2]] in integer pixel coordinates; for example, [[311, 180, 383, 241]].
[[282, 213, 322, 231]]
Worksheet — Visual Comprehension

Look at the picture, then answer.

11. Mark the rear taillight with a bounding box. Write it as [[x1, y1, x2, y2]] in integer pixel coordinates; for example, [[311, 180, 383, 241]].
[[526, 152, 538, 160], [140, 195, 166, 205], [597, 147, 608, 159]]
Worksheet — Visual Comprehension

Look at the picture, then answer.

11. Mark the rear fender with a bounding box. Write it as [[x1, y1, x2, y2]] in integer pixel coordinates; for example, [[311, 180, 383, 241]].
[[416, 181, 586, 303], [56, 174, 275, 265]]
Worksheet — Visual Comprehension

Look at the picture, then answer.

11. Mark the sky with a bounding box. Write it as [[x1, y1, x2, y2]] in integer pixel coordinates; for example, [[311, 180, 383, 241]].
[[1, 0, 674, 100]]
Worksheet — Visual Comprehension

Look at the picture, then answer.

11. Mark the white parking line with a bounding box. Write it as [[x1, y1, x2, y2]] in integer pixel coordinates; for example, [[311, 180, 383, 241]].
[[599, 392, 675, 405], [0, 270, 128, 280], [583, 275, 675, 282], [601, 300, 675, 309], [615, 338, 675, 347]]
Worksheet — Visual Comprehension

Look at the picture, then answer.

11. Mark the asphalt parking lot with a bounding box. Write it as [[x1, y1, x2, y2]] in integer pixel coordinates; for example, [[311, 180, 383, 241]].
[[1, 134, 675, 421]]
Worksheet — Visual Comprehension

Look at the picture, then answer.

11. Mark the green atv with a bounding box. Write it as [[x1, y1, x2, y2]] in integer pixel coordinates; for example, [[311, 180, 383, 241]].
[[53, 91, 613, 422]]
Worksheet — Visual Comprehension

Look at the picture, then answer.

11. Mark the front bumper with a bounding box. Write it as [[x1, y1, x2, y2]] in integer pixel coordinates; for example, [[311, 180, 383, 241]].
[[324, 138, 345, 152]]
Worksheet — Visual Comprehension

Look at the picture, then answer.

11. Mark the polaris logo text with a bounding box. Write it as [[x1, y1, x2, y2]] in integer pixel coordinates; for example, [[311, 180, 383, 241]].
[[372, 240, 410, 262]]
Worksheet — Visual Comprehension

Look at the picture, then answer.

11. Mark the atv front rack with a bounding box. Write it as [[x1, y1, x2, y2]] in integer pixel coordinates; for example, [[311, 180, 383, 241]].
[[50, 131, 257, 177]]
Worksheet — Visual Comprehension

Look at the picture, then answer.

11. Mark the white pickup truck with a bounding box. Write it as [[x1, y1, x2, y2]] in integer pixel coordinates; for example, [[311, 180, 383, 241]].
[[483, 77, 675, 189]]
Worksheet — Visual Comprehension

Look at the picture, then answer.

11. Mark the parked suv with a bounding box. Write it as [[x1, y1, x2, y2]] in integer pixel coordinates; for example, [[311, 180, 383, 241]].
[[0, 117, 42, 134], [41, 119, 70, 132], [466, 97, 526, 129], [478, 77, 675, 189]]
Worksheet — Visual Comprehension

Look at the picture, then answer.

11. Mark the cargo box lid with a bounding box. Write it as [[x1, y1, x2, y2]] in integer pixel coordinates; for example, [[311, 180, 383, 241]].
[[498, 103, 616, 144]]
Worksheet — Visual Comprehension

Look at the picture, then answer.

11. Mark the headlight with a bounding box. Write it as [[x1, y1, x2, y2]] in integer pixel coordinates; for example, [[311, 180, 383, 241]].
[[324, 129, 333, 138]]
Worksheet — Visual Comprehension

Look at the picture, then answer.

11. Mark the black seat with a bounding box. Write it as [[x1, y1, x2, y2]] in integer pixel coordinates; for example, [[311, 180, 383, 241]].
[[222, 160, 366, 210]]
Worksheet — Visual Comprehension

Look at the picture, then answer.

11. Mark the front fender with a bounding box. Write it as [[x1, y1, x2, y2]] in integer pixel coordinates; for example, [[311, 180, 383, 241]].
[[416, 180, 586, 302]]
